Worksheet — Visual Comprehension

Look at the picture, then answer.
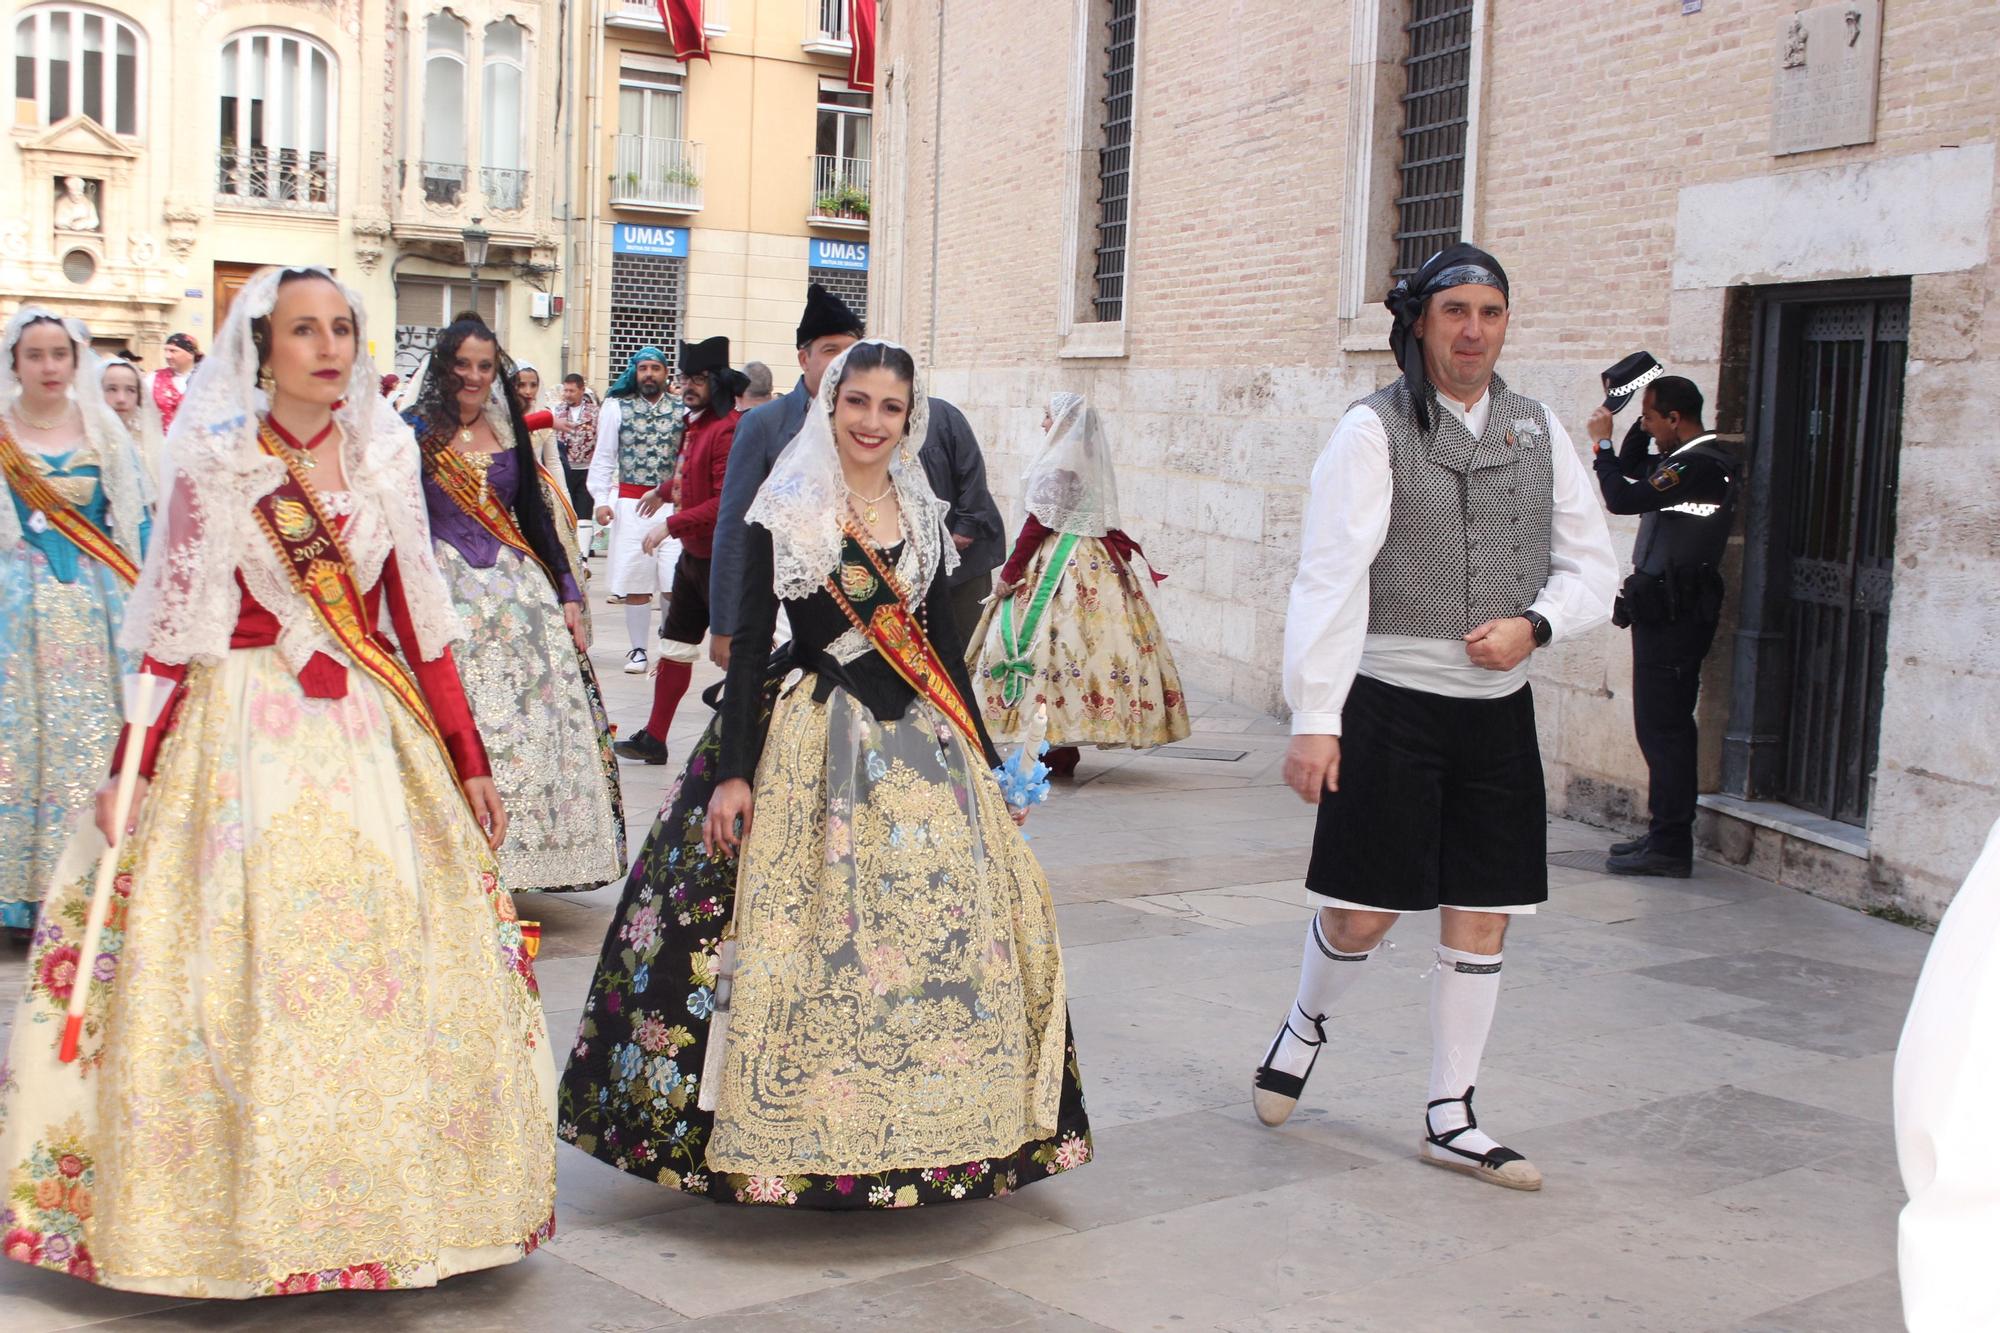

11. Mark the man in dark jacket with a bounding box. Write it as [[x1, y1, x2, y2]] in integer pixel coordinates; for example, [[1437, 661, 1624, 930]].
[[708, 285, 865, 667], [920, 398, 1006, 638], [1587, 374, 1736, 877]]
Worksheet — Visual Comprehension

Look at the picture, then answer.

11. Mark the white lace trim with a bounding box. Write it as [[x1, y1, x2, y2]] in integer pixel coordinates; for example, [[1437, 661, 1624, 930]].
[[118, 266, 465, 670], [749, 339, 954, 606]]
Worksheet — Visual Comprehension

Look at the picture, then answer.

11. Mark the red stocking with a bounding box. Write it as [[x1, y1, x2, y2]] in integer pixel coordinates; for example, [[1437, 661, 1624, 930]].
[[646, 658, 693, 739]]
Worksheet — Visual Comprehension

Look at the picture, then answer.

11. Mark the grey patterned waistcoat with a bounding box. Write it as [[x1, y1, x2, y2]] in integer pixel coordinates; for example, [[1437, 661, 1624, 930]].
[[1360, 374, 1555, 639]]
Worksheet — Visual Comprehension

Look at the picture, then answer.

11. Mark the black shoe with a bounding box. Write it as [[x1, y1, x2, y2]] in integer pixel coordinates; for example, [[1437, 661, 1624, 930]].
[[613, 729, 668, 765], [1608, 833, 1650, 857], [1605, 846, 1692, 878]]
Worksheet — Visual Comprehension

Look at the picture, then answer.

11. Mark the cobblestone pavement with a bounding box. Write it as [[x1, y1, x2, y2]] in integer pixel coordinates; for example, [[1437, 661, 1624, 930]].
[[0, 593, 1918, 1331]]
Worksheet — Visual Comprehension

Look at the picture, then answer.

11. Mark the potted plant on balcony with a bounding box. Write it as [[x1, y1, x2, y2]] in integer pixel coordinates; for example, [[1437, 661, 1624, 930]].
[[814, 181, 870, 220], [664, 164, 702, 191]]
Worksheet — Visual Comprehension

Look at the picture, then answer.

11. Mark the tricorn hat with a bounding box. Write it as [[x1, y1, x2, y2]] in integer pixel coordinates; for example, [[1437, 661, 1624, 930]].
[[1602, 350, 1664, 413], [796, 282, 864, 348], [679, 335, 731, 379]]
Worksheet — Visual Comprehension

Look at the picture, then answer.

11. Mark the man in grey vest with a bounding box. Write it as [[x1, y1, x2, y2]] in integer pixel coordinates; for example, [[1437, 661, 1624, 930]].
[[1254, 244, 1617, 1191]]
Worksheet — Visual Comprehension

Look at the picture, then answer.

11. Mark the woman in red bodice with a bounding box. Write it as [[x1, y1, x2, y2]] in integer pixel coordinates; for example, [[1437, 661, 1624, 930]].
[[0, 266, 556, 1299]]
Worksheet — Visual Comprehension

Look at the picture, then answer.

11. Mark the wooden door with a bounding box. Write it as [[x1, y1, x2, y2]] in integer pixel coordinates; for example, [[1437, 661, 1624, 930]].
[[212, 262, 263, 334]]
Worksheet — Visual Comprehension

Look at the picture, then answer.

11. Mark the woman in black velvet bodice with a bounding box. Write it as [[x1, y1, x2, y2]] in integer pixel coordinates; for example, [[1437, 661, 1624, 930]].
[[556, 340, 1089, 1210], [717, 525, 1000, 788]]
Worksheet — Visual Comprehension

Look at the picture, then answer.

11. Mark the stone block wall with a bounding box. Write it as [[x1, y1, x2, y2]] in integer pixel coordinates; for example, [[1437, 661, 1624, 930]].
[[878, 0, 2000, 917]]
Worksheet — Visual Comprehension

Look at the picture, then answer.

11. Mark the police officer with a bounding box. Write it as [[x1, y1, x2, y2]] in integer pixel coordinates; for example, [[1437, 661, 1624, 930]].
[[1588, 375, 1734, 877]]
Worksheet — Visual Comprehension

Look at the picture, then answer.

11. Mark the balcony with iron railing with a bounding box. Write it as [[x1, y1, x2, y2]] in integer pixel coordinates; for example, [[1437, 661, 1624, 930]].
[[482, 166, 530, 214], [808, 154, 869, 228], [611, 135, 704, 213], [414, 160, 468, 208], [215, 145, 336, 213], [803, 0, 851, 55]]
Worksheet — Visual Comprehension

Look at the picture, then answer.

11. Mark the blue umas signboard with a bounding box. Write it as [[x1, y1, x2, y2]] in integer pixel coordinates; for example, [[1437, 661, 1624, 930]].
[[614, 225, 690, 258], [809, 239, 869, 271]]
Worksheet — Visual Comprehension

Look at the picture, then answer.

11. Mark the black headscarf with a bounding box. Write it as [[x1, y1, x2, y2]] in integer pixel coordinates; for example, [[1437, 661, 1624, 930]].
[[1383, 243, 1510, 432]]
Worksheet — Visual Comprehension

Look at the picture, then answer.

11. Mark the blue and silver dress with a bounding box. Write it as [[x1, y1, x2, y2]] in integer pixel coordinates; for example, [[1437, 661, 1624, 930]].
[[0, 445, 141, 930]]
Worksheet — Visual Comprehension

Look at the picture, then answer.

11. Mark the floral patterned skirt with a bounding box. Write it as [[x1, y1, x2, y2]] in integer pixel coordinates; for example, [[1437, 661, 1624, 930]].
[[439, 544, 624, 893], [558, 680, 1091, 1209], [0, 546, 130, 922], [974, 534, 1191, 750], [0, 648, 557, 1297]]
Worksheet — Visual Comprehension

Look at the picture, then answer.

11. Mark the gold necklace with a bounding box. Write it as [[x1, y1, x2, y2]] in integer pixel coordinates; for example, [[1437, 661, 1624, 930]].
[[845, 481, 895, 526], [11, 402, 71, 431], [457, 419, 478, 448]]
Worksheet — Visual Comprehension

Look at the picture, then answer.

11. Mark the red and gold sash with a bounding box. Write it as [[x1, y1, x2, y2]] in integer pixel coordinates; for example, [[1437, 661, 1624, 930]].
[[419, 429, 563, 595], [0, 418, 141, 585], [252, 421, 459, 779], [823, 523, 984, 753], [538, 462, 577, 526]]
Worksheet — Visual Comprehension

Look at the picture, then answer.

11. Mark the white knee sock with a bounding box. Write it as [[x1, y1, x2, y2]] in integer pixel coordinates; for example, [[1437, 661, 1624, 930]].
[[1266, 914, 1378, 1079], [1427, 945, 1503, 1155], [624, 605, 651, 652]]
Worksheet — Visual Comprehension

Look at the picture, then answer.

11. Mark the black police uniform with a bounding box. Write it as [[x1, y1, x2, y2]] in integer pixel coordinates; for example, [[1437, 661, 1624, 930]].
[[1594, 427, 1735, 862]]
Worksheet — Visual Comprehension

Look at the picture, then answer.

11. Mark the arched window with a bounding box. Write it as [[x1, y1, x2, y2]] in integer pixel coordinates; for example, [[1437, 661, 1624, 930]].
[[11, 4, 144, 136], [480, 18, 527, 210], [421, 12, 468, 203], [216, 29, 336, 210]]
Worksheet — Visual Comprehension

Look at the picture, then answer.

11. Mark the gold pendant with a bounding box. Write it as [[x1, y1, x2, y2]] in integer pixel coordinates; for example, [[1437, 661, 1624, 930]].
[[864, 503, 879, 525]]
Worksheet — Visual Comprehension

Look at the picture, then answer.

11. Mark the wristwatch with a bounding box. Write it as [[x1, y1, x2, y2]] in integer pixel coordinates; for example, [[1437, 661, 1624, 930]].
[[1594, 438, 1614, 452], [1521, 610, 1553, 647]]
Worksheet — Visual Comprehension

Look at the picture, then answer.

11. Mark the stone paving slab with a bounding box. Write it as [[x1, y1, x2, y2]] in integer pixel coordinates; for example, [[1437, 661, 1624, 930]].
[[0, 597, 1922, 1329]]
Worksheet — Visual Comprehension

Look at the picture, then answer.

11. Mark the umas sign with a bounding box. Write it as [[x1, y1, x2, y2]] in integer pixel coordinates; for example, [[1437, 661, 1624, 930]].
[[613, 225, 690, 257], [810, 240, 869, 271]]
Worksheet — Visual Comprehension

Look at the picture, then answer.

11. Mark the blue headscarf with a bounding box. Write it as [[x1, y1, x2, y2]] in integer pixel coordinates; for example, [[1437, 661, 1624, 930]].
[[607, 345, 668, 398]]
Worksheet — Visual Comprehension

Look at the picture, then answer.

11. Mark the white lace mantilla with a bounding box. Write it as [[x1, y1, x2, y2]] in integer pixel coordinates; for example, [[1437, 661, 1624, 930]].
[[119, 265, 466, 671], [747, 339, 956, 606]]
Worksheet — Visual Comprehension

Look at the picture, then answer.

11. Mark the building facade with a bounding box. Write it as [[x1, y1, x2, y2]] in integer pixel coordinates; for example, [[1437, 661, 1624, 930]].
[[869, 0, 2000, 917], [3, 0, 569, 381], [567, 0, 874, 386]]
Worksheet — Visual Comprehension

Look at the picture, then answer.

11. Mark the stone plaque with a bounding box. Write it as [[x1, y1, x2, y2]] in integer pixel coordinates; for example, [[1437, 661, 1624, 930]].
[[1771, 2, 1882, 156]]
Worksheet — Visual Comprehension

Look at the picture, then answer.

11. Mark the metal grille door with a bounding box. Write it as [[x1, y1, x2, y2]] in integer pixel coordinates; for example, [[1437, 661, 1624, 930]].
[[1394, 0, 1475, 278], [1779, 297, 1907, 824], [1093, 0, 1137, 321]]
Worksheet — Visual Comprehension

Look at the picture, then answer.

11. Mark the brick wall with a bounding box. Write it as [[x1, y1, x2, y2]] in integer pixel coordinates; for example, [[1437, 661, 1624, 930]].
[[875, 0, 2000, 915]]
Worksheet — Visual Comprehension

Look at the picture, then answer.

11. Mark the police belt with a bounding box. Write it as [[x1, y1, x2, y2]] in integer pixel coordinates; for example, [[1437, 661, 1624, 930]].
[[1614, 564, 1725, 628]]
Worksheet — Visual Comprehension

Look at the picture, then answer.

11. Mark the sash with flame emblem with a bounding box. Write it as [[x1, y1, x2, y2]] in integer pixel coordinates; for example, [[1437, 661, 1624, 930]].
[[251, 420, 458, 778], [418, 428, 563, 595], [0, 418, 141, 585], [822, 521, 985, 754]]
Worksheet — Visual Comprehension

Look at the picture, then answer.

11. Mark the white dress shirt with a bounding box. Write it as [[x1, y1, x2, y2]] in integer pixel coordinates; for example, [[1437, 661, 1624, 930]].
[[587, 397, 625, 511], [1283, 387, 1618, 736]]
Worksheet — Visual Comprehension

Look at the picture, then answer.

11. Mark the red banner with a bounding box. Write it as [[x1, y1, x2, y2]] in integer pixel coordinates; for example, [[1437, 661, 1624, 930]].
[[654, 0, 710, 63], [848, 0, 877, 93]]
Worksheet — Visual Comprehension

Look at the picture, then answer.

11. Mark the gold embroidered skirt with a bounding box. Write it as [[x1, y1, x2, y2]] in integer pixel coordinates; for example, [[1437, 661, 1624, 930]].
[[975, 534, 1192, 750], [0, 647, 556, 1298], [706, 684, 1072, 1178]]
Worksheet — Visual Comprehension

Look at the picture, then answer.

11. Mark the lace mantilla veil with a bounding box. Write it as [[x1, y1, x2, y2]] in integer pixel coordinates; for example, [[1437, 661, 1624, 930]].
[[0, 306, 150, 563], [1021, 391, 1120, 538], [118, 265, 465, 669], [745, 338, 955, 603]]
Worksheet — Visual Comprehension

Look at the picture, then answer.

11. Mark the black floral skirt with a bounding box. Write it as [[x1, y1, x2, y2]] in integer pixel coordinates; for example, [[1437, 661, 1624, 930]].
[[556, 690, 1092, 1209]]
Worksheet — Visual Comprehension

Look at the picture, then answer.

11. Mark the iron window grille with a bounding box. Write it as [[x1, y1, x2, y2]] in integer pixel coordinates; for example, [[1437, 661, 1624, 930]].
[[1393, 0, 1475, 279], [1092, 0, 1137, 322]]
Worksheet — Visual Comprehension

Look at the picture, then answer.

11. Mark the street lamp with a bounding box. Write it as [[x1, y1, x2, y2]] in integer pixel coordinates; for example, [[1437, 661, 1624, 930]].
[[461, 218, 491, 315]]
